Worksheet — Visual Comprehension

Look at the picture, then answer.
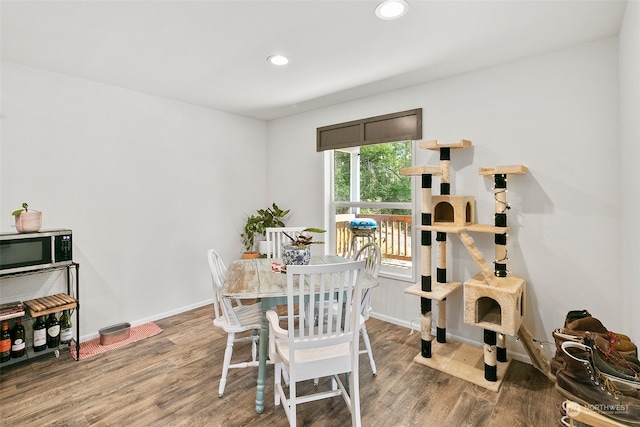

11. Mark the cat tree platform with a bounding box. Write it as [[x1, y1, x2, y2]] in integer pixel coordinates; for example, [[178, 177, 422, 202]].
[[413, 340, 511, 392]]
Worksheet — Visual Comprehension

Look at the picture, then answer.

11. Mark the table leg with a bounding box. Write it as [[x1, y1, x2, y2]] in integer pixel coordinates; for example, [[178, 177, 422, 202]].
[[255, 300, 271, 414]]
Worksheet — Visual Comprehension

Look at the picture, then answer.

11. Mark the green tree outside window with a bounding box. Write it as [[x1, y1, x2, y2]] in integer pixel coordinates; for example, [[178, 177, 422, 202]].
[[334, 141, 412, 214]]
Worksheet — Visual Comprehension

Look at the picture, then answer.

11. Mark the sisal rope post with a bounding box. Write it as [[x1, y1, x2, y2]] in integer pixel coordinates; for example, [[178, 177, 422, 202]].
[[484, 329, 498, 381], [436, 236, 447, 284], [439, 147, 451, 195]]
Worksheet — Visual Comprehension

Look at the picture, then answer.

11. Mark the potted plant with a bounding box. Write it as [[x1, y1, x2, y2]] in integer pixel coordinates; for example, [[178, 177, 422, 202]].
[[281, 227, 326, 265], [11, 202, 42, 233], [241, 203, 290, 258]]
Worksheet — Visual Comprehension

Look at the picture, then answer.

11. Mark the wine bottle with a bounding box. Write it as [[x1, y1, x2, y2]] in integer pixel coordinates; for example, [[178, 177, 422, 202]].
[[59, 310, 73, 344], [0, 321, 11, 362], [11, 318, 26, 358], [33, 316, 47, 352], [46, 313, 60, 348]]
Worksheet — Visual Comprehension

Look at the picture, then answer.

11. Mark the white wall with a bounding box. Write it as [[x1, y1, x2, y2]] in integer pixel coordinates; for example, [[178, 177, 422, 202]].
[[619, 1, 640, 344], [267, 37, 624, 361], [0, 61, 268, 339]]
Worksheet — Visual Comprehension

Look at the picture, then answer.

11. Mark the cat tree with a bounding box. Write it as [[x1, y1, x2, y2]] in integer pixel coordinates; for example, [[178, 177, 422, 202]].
[[400, 139, 544, 391]]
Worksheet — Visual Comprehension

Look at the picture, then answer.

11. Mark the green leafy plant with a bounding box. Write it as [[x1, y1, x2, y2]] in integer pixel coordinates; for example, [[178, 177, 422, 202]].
[[283, 227, 326, 249], [241, 203, 290, 253], [11, 202, 30, 216]]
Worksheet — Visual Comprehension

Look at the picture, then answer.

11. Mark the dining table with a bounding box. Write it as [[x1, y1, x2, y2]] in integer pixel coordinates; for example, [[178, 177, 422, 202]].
[[222, 254, 379, 414]]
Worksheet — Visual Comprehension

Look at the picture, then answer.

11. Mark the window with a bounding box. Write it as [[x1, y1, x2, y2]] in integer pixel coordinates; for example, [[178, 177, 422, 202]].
[[330, 141, 415, 278], [319, 109, 421, 280]]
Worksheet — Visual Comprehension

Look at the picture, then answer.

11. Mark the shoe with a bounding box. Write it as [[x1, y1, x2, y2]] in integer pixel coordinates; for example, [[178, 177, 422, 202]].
[[565, 311, 634, 344], [550, 328, 581, 381], [609, 332, 638, 358], [564, 310, 638, 358], [564, 309, 592, 324], [551, 328, 640, 383], [555, 341, 640, 426], [565, 311, 607, 333], [586, 332, 640, 382]]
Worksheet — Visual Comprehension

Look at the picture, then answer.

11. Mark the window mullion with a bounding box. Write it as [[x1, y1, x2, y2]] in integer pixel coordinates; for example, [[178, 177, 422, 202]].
[[334, 201, 411, 210], [351, 150, 360, 216]]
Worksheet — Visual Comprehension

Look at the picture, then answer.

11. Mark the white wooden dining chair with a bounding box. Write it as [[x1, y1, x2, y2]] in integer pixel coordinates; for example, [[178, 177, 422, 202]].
[[266, 260, 366, 427], [265, 227, 307, 258], [311, 242, 381, 379], [353, 242, 381, 375], [207, 249, 263, 397]]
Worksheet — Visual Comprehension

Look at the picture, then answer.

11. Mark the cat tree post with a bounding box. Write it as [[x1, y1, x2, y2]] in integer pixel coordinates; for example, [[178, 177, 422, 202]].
[[436, 147, 452, 343], [494, 173, 509, 278], [399, 164, 444, 359], [484, 330, 498, 381], [436, 232, 448, 343], [421, 173, 434, 357], [468, 166, 528, 381], [494, 173, 509, 363]]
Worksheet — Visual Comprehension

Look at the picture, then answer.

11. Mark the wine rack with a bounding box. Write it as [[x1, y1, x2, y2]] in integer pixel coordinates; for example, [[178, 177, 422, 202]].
[[0, 263, 80, 368]]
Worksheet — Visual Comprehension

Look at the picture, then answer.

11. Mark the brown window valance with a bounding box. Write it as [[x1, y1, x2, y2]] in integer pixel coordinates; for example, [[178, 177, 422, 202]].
[[316, 108, 422, 152]]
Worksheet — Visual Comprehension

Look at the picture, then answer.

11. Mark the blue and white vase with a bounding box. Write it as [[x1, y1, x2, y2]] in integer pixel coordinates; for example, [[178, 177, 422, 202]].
[[282, 245, 311, 265]]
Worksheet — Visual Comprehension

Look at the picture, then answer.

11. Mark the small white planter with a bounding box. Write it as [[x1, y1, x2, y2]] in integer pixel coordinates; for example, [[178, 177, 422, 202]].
[[259, 240, 279, 256], [14, 211, 42, 233]]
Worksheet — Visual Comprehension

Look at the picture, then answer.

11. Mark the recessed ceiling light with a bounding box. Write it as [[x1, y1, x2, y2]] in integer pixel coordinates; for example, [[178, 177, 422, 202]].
[[267, 55, 289, 66], [375, 0, 409, 20]]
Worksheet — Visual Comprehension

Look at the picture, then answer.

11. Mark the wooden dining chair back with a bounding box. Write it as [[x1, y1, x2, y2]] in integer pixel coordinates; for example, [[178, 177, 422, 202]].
[[265, 227, 307, 258], [353, 243, 381, 375], [207, 249, 263, 397], [266, 260, 366, 427]]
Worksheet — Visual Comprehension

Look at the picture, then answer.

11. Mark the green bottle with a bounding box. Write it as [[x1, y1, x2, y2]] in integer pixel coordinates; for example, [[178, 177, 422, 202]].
[[33, 316, 47, 352], [46, 313, 60, 348], [59, 310, 73, 344]]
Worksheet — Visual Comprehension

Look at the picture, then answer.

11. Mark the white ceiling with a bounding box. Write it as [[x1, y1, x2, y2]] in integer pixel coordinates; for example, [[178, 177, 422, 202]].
[[0, 0, 627, 121]]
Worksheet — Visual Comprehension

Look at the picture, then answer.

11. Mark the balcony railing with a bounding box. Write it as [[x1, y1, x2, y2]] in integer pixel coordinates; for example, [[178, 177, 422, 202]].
[[336, 214, 412, 262]]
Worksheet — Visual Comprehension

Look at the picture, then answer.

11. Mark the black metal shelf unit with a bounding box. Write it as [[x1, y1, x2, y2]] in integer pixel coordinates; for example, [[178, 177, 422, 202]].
[[0, 263, 80, 368]]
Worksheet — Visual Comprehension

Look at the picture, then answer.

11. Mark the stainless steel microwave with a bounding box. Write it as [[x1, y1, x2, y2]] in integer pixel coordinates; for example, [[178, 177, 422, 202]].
[[0, 229, 73, 275]]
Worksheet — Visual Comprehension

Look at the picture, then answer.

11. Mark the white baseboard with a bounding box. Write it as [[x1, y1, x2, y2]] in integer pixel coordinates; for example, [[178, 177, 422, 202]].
[[80, 298, 213, 342]]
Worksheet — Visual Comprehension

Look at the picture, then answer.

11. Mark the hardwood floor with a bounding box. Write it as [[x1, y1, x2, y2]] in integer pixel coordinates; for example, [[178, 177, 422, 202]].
[[0, 305, 563, 426]]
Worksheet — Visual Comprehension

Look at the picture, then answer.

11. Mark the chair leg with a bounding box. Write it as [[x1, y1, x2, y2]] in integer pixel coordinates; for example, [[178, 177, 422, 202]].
[[350, 368, 362, 427], [274, 362, 282, 406], [219, 332, 235, 397], [361, 324, 377, 375], [289, 380, 297, 427]]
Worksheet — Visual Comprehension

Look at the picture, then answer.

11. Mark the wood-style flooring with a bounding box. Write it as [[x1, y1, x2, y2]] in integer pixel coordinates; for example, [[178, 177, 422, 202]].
[[0, 305, 563, 426]]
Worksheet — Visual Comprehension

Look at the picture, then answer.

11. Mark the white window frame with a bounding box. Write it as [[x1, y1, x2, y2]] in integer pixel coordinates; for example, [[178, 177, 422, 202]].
[[323, 141, 418, 282]]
